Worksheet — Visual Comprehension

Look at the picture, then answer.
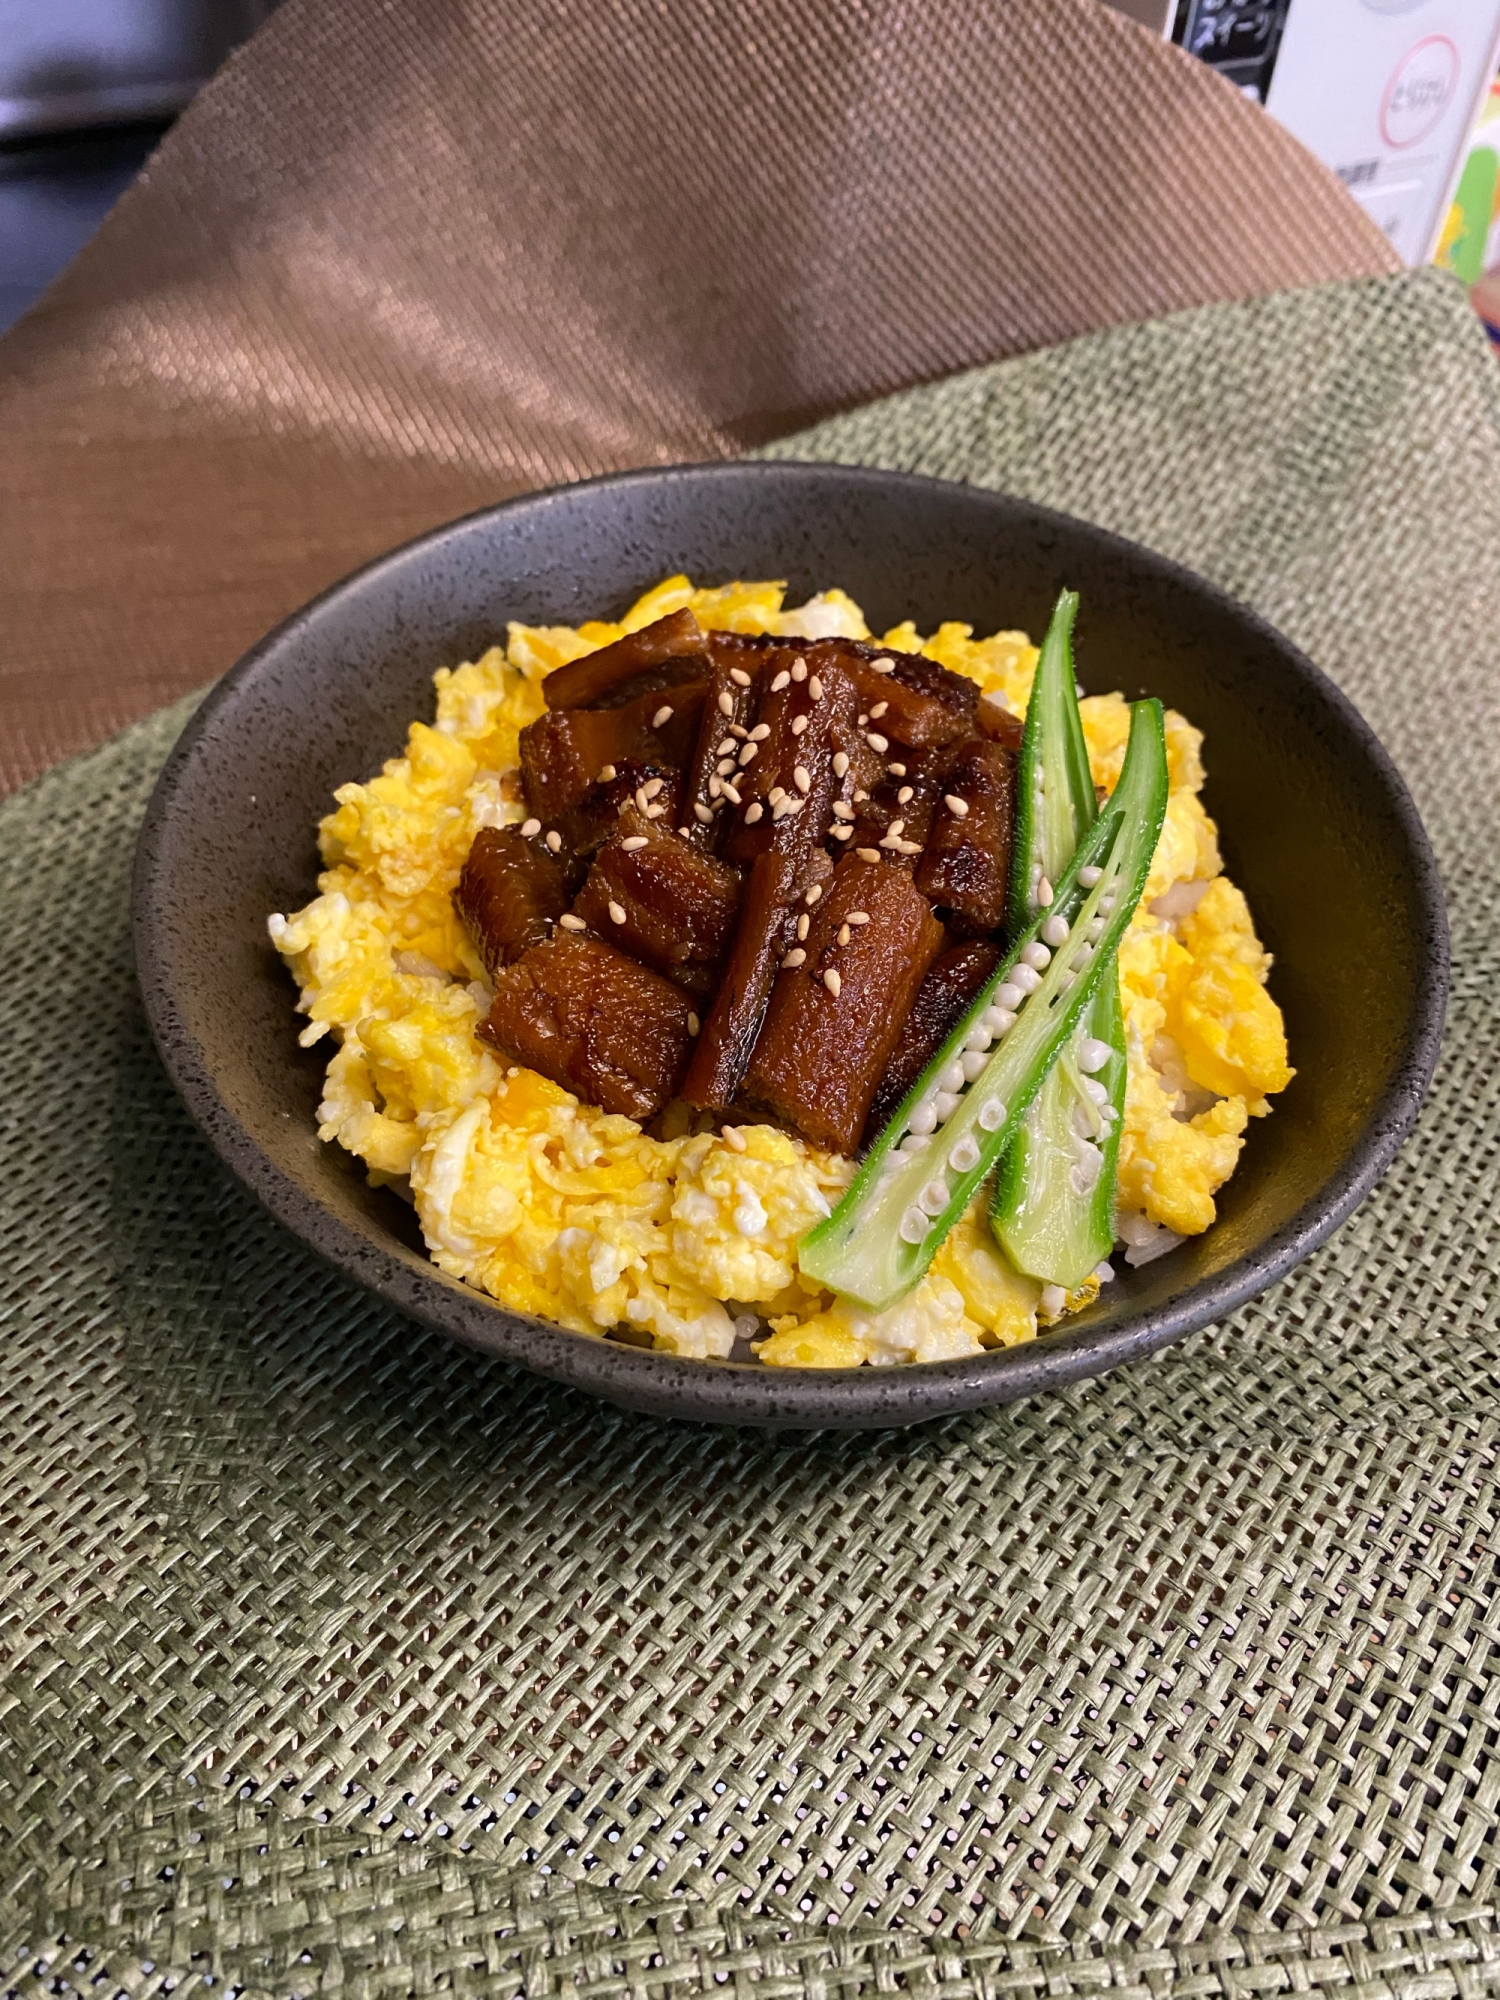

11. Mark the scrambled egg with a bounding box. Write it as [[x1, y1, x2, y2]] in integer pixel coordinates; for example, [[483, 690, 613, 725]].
[[270, 577, 1291, 1368]]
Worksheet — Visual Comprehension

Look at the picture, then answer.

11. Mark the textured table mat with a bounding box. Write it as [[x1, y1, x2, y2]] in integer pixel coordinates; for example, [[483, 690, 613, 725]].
[[3, 266, 1499, 1996], [0, 0, 1396, 796]]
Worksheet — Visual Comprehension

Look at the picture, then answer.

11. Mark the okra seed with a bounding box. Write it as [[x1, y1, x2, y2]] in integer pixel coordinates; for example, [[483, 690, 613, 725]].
[[934, 1090, 961, 1122], [823, 968, 842, 997], [521, 817, 541, 837], [770, 670, 791, 693], [982, 1006, 1016, 1036], [729, 667, 752, 688], [1040, 1284, 1067, 1315], [1011, 964, 1042, 994], [919, 1180, 950, 1216], [545, 831, 562, 853], [977, 1098, 1008, 1132], [792, 661, 808, 683], [1021, 941, 1051, 970], [1037, 876, 1054, 906], [1083, 1077, 1109, 1105], [621, 835, 648, 851], [1077, 1037, 1112, 1073], [559, 914, 586, 931], [1079, 865, 1103, 886], [744, 801, 764, 824], [1042, 914, 1070, 947], [908, 1101, 937, 1136], [960, 1050, 988, 1082], [900, 1132, 930, 1155], [995, 982, 1024, 1011], [900, 1208, 929, 1244], [1087, 918, 1105, 941], [718, 690, 735, 716], [652, 705, 674, 728], [949, 1133, 981, 1173], [939, 1059, 965, 1094]]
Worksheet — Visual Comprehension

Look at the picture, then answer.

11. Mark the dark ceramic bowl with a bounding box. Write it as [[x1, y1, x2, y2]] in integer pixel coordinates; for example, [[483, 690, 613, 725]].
[[133, 463, 1447, 1428]]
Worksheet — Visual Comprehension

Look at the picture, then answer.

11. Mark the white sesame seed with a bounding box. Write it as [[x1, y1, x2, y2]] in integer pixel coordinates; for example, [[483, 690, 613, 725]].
[[944, 795, 970, 818], [870, 701, 888, 719], [887, 762, 906, 778], [718, 690, 735, 716], [716, 758, 735, 777], [708, 776, 722, 799], [867, 732, 889, 753], [847, 910, 870, 925], [687, 1012, 700, 1036], [831, 750, 850, 778], [794, 766, 812, 794], [677, 827, 691, 837], [642, 777, 664, 799], [521, 817, 541, 837], [796, 913, 810, 940], [744, 801, 764, 824], [545, 831, 562, 852], [856, 847, 881, 863], [652, 705, 674, 728], [721, 781, 742, 806], [896, 838, 922, 855], [896, 786, 913, 805], [722, 1125, 747, 1152], [694, 801, 714, 825], [792, 661, 808, 682], [770, 670, 791, 693], [768, 785, 786, 804], [1042, 914, 1070, 947], [1079, 865, 1102, 886], [853, 788, 870, 801], [599, 764, 617, 782], [830, 824, 853, 839], [1037, 876, 1054, 906], [772, 797, 793, 820], [823, 968, 842, 997], [791, 714, 809, 736], [608, 900, 626, 924], [887, 818, 906, 838], [717, 737, 736, 756], [832, 801, 854, 820], [729, 724, 748, 738], [858, 714, 869, 727], [871, 656, 896, 674], [838, 923, 851, 945], [621, 835, 648, 851], [739, 742, 758, 765], [729, 667, 752, 687], [782, 948, 807, 969], [809, 676, 824, 700], [750, 723, 771, 741], [559, 913, 586, 931], [1021, 941, 1051, 970]]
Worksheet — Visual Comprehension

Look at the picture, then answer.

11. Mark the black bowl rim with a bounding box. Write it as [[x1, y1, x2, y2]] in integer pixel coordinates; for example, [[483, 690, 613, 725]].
[[131, 460, 1450, 1429]]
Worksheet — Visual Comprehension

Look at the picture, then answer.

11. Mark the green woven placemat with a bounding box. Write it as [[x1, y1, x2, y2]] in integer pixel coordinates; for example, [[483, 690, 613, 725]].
[[4, 267, 1498, 1998]]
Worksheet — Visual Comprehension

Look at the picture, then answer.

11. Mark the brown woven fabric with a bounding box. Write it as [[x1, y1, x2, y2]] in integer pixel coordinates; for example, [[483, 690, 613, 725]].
[[0, 0, 1395, 795]]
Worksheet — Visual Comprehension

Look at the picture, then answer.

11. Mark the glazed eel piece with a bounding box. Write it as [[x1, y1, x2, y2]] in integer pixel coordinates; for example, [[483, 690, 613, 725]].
[[541, 608, 711, 711]]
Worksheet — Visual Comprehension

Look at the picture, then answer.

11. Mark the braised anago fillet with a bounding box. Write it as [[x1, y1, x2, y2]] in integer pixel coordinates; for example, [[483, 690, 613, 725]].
[[268, 575, 1292, 1367]]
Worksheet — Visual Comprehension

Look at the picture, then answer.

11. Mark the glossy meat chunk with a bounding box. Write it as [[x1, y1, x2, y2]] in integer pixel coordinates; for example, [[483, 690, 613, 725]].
[[847, 748, 943, 866], [914, 738, 1015, 934], [681, 642, 762, 849], [845, 647, 976, 749], [723, 648, 857, 867], [741, 855, 945, 1154], [558, 756, 684, 857], [519, 706, 653, 828], [866, 939, 1001, 1135], [453, 826, 570, 975], [479, 935, 695, 1120], [572, 816, 742, 994], [542, 609, 710, 711], [681, 849, 798, 1111]]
